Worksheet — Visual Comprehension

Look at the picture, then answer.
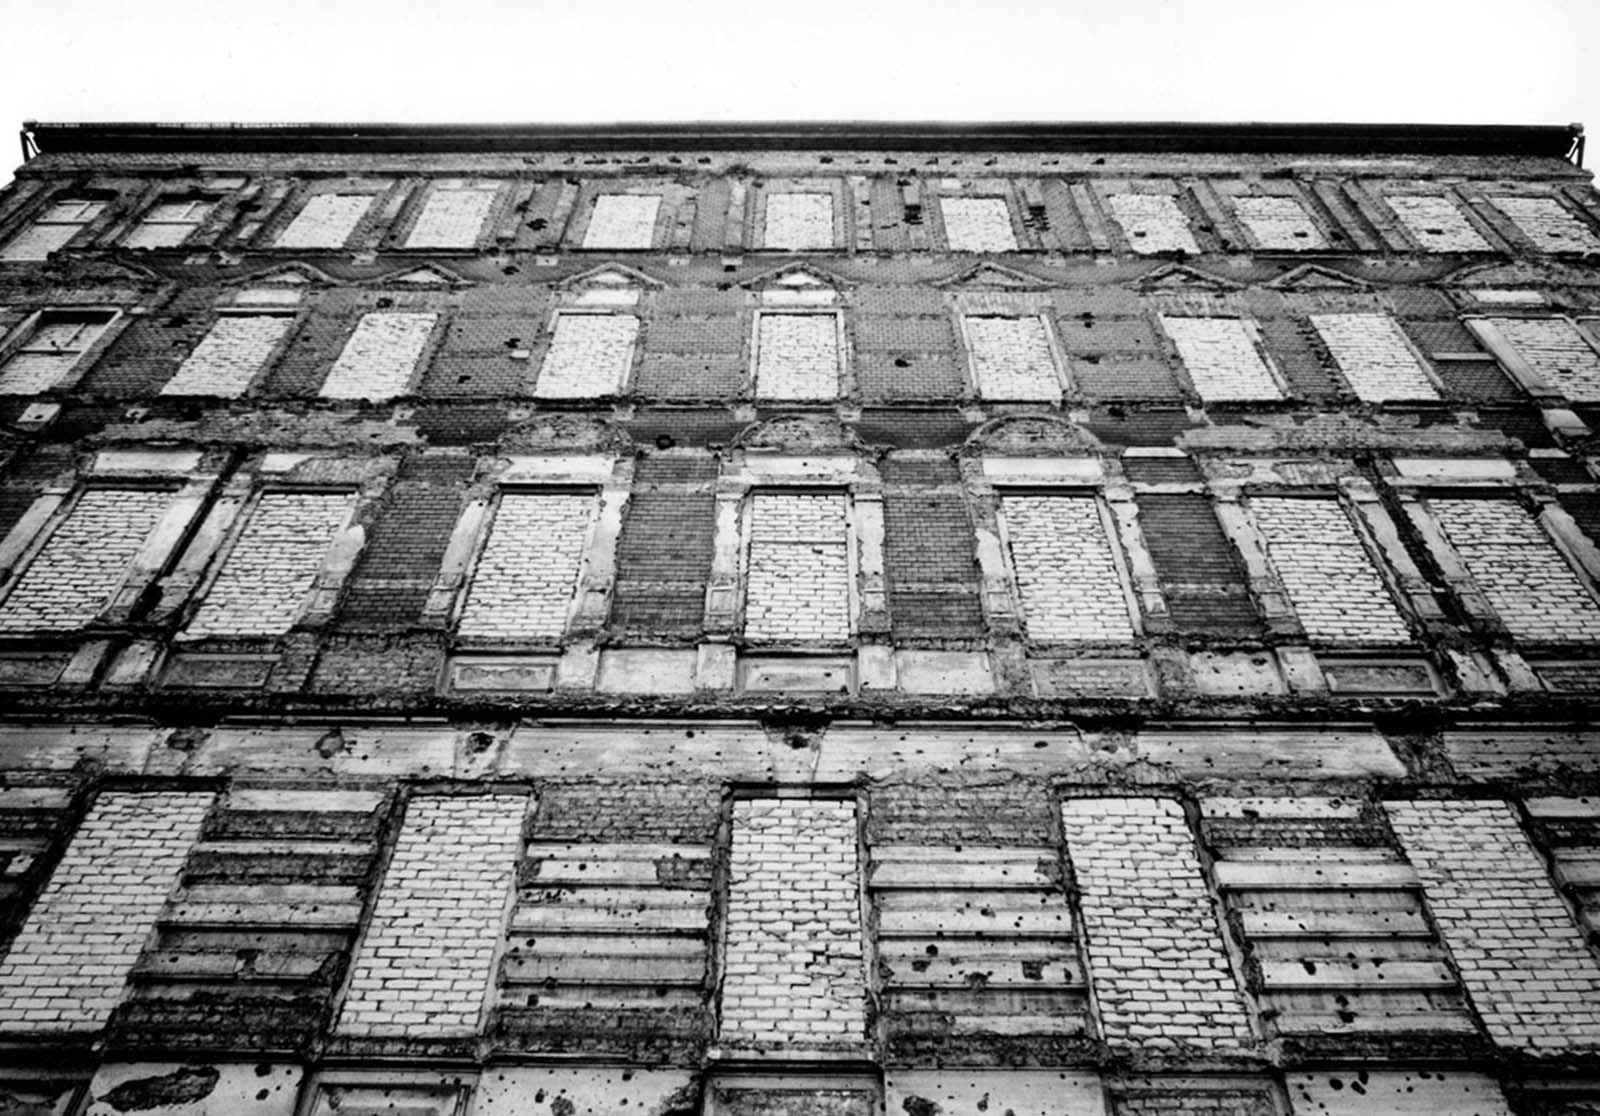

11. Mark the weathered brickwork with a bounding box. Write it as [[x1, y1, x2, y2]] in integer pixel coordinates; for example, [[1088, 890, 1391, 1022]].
[[1108, 193, 1200, 254], [763, 193, 834, 250], [184, 492, 356, 637], [0, 488, 170, 631], [1002, 494, 1135, 642], [1311, 312, 1440, 401], [124, 199, 212, 249], [963, 315, 1060, 401], [754, 313, 840, 399], [939, 197, 1018, 251], [161, 313, 293, 397], [610, 456, 717, 635], [1429, 498, 1600, 642], [0, 315, 111, 395], [336, 793, 525, 1037], [1233, 195, 1325, 250], [457, 492, 594, 640], [0, 200, 103, 261], [721, 798, 866, 1046], [535, 314, 638, 398], [1386, 194, 1490, 252], [1388, 799, 1600, 1052], [1250, 497, 1411, 644], [0, 791, 211, 1033], [274, 193, 372, 249], [320, 312, 437, 400], [582, 194, 662, 250], [1490, 195, 1600, 253], [1060, 798, 1254, 1052], [1488, 316, 1600, 401], [1160, 316, 1281, 401], [745, 492, 852, 642], [404, 186, 496, 248], [1134, 494, 1264, 634]]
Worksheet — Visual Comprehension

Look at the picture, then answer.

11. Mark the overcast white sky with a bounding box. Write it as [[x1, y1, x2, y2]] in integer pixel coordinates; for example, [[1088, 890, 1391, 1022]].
[[1, 0, 1596, 180]]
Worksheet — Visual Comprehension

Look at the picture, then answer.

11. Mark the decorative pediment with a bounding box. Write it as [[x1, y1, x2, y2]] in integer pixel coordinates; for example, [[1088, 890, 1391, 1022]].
[[375, 262, 468, 287], [1137, 263, 1242, 292], [735, 415, 862, 453], [935, 262, 1049, 290], [498, 413, 633, 454], [964, 414, 1106, 456], [38, 256, 164, 285], [558, 262, 662, 290], [229, 262, 338, 287], [1440, 259, 1568, 288], [1266, 264, 1371, 291], [741, 262, 851, 292]]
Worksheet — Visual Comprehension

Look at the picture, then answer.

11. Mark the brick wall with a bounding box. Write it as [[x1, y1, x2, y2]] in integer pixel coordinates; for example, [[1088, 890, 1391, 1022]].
[[610, 456, 716, 636], [1234, 195, 1326, 250], [582, 194, 661, 250], [720, 798, 866, 1047], [1002, 494, 1134, 642], [161, 314, 293, 397], [754, 313, 840, 400], [1386, 195, 1489, 252], [763, 193, 834, 251], [963, 316, 1059, 401], [405, 186, 497, 249], [1060, 797, 1253, 1052], [939, 198, 1017, 252], [274, 194, 373, 249], [320, 312, 437, 400], [881, 459, 984, 640], [457, 492, 596, 640], [1134, 493, 1263, 634], [1161, 317, 1281, 401], [744, 492, 852, 641], [0, 488, 170, 631], [185, 491, 356, 638], [1388, 799, 1600, 1052], [536, 314, 638, 398], [1108, 194, 1199, 254], [336, 793, 526, 1038], [0, 791, 211, 1033], [1251, 497, 1410, 644], [1487, 317, 1600, 401], [1490, 196, 1600, 253], [1311, 313, 1440, 402], [1429, 498, 1600, 642]]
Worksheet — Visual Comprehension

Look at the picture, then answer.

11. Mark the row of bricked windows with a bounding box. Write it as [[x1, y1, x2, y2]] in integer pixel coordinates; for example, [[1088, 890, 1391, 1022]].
[[5, 477, 1596, 649], [6, 183, 1597, 258], [5, 301, 1595, 404]]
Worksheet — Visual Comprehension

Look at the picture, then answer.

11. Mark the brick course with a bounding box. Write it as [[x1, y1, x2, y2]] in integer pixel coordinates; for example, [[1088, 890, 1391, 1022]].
[[1002, 494, 1135, 642], [536, 315, 638, 398], [0, 488, 170, 631], [1386, 194, 1489, 252], [161, 314, 293, 397], [1161, 317, 1281, 401], [964, 316, 1060, 401], [185, 492, 356, 637], [1490, 195, 1600, 253], [744, 492, 852, 642], [336, 793, 525, 1037], [0, 791, 211, 1033], [721, 798, 866, 1046], [1487, 316, 1600, 401], [1388, 799, 1600, 1051], [1311, 312, 1440, 401], [1250, 497, 1411, 644], [320, 312, 437, 400], [458, 492, 595, 640], [1060, 797, 1253, 1052], [754, 314, 840, 400], [274, 193, 373, 249], [1234, 195, 1326, 250]]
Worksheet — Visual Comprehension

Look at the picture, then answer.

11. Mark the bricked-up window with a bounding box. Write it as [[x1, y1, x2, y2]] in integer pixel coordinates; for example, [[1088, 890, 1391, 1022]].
[[123, 198, 213, 249], [0, 310, 116, 395], [0, 488, 173, 632], [610, 456, 717, 635], [1490, 196, 1600, 254], [762, 192, 834, 250], [962, 315, 1061, 401], [535, 312, 639, 398], [1000, 493, 1136, 642], [457, 490, 598, 641], [881, 460, 984, 640], [183, 491, 357, 638], [744, 491, 853, 642], [404, 185, 497, 249], [753, 312, 842, 400], [0, 198, 107, 261], [320, 312, 438, 401], [1385, 194, 1490, 252], [1472, 316, 1600, 402], [1160, 316, 1284, 402], [1133, 493, 1264, 635], [161, 311, 295, 397], [1233, 195, 1326, 250], [581, 194, 662, 250], [273, 193, 374, 249], [938, 197, 1018, 252], [1429, 497, 1600, 642], [1310, 313, 1441, 402], [1249, 497, 1411, 645], [1107, 193, 1200, 254]]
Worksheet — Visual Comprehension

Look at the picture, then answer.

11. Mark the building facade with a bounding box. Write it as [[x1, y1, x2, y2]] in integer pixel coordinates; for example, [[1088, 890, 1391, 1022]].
[[0, 120, 1597, 1114]]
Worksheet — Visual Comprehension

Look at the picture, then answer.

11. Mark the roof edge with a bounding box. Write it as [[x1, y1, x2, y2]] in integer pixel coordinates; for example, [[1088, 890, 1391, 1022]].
[[19, 120, 1586, 161]]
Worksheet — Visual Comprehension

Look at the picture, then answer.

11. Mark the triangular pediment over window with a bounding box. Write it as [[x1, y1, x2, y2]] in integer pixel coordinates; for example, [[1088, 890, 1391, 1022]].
[[1137, 263, 1242, 292], [1266, 263, 1371, 291]]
